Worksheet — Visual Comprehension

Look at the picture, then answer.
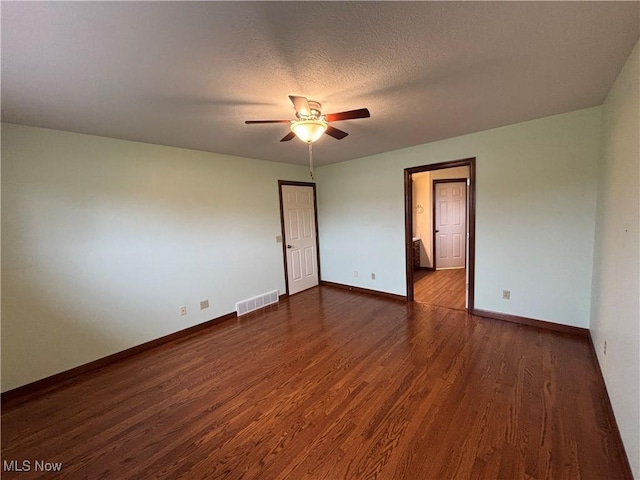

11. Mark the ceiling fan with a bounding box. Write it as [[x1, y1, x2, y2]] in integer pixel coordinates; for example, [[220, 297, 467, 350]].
[[245, 95, 370, 144]]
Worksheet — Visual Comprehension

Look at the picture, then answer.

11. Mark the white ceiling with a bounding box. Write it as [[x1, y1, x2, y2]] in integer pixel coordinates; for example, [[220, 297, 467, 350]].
[[2, 2, 638, 166]]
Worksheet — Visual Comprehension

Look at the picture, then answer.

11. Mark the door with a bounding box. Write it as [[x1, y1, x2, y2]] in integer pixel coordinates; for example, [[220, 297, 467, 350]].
[[281, 184, 319, 295], [434, 180, 466, 269]]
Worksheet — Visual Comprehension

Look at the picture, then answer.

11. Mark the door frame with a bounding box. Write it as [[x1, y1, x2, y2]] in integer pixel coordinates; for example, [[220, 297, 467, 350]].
[[278, 180, 321, 296], [404, 157, 476, 310], [432, 178, 468, 270]]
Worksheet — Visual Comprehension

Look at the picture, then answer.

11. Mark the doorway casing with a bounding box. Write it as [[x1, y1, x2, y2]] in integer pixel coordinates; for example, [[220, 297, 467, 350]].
[[404, 157, 476, 309]]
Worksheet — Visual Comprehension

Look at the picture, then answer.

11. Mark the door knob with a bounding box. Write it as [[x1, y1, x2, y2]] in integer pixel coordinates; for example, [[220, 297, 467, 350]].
[[287, 244, 293, 249]]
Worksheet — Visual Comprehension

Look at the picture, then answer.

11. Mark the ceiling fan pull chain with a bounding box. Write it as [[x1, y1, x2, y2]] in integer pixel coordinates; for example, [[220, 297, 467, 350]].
[[308, 142, 314, 180]]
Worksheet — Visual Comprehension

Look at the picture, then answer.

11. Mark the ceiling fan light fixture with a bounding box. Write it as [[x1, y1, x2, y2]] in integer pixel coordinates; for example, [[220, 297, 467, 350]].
[[290, 119, 327, 143]]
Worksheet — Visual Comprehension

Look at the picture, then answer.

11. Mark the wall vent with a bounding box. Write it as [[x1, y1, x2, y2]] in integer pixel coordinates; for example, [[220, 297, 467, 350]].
[[235, 290, 279, 316]]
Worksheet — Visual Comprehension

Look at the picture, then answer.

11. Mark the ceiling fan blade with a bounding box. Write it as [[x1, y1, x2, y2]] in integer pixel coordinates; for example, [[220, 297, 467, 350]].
[[325, 125, 349, 140], [289, 95, 311, 116], [245, 120, 291, 124], [324, 108, 370, 122], [280, 131, 296, 142]]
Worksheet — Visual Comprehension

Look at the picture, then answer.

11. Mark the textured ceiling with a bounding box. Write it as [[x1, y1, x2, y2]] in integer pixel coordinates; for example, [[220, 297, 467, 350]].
[[2, 2, 638, 166]]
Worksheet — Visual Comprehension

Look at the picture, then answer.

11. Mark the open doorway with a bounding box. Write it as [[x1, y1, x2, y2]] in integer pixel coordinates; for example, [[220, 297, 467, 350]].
[[404, 158, 476, 311]]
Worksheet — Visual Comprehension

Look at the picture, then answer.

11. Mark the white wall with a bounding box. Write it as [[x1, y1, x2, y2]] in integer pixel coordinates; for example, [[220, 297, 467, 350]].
[[412, 167, 469, 268], [316, 107, 601, 327], [590, 40, 639, 478], [1, 123, 309, 392]]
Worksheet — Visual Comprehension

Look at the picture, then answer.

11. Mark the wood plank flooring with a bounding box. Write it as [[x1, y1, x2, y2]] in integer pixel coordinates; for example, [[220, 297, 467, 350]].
[[414, 268, 466, 310], [1, 286, 630, 479]]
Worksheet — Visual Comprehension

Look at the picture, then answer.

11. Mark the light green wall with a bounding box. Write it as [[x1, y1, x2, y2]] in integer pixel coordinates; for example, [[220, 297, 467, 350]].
[[590, 40, 639, 478], [1, 124, 309, 391], [316, 106, 601, 327]]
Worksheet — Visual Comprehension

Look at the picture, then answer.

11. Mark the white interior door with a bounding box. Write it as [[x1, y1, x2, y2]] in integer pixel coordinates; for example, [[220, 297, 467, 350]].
[[282, 184, 319, 295], [434, 181, 466, 269]]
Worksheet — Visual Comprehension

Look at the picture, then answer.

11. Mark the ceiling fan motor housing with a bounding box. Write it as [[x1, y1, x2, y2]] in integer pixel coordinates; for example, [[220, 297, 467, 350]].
[[304, 101, 322, 119]]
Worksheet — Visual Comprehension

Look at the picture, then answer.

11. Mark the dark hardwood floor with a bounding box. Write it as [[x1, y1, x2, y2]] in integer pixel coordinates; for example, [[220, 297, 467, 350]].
[[1, 286, 630, 479], [414, 268, 466, 310]]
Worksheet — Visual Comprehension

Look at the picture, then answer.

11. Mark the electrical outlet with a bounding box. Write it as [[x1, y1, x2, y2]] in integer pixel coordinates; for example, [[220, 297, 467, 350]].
[[179, 306, 187, 316], [354, 271, 359, 278], [502, 290, 510, 300], [200, 300, 209, 310], [371, 273, 376, 280], [604, 340, 607, 355]]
